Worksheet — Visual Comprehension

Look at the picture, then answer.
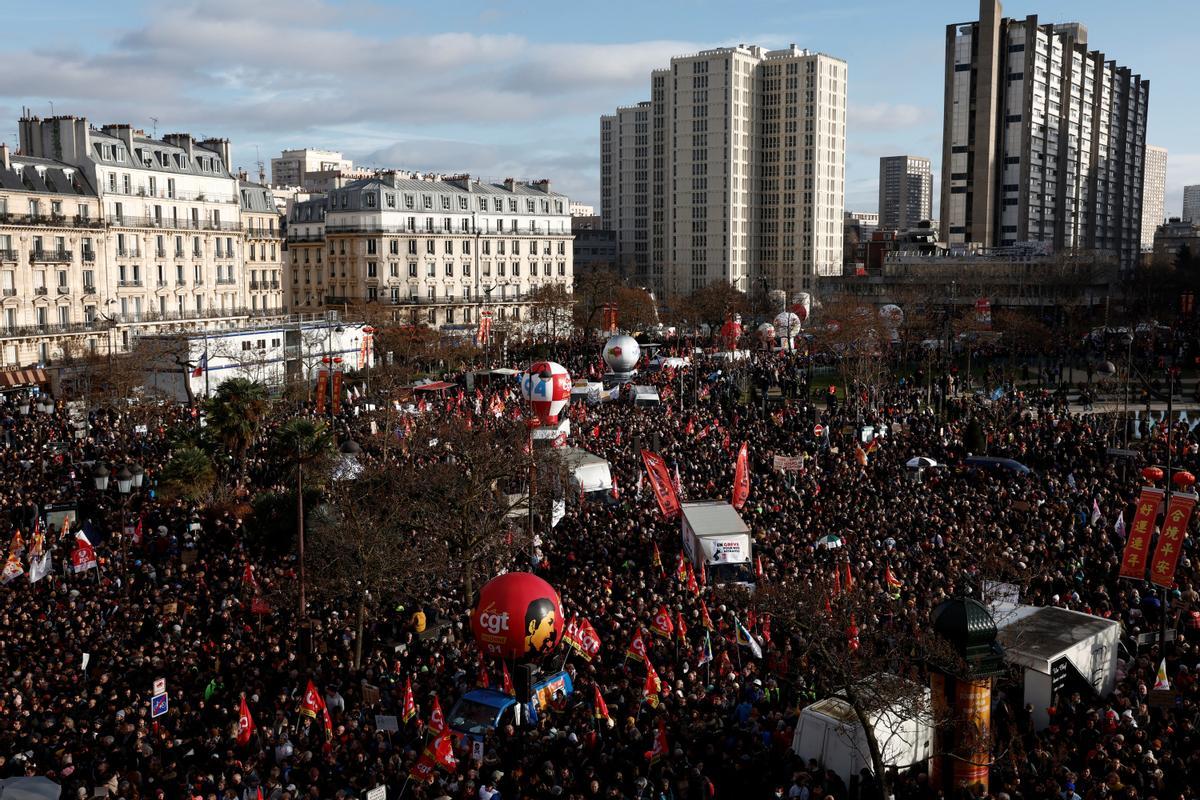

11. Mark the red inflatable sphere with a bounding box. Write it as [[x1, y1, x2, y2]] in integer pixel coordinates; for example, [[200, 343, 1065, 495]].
[[470, 572, 564, 659]]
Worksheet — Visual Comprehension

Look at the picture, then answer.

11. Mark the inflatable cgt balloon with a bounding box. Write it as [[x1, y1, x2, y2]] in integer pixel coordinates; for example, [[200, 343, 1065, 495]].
[[519, 361, 571, 426], [470, 572, 564, 659]]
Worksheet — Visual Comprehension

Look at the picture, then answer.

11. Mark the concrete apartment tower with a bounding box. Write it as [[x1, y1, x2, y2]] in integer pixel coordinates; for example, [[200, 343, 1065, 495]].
[[1184, 185, 1200, 222], [940, 0, 1150, 271], [602, 43, 847, 298], [1141, 145, 1167, 251], [878, 156, 933, 231]]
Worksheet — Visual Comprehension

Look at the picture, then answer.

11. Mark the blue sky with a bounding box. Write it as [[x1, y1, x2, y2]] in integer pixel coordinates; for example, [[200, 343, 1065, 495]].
[[3, 0, 1196, 217]]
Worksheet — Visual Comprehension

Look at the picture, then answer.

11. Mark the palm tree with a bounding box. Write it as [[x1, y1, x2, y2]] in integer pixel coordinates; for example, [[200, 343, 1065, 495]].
[[271, 417, 334, 624], [206, 378, 269, 467], [160, 446, 217, 501]]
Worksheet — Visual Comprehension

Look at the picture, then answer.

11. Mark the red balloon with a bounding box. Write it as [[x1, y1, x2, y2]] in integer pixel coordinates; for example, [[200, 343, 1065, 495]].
[[470, 572, 564, 659], [1173, 470, 1196, 488], [1142, 466, 1164, 483]]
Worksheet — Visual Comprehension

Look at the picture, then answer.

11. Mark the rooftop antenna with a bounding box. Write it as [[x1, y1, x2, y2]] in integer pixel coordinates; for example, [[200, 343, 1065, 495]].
[[48, 100, 54, 116], [151, 117, 159, 138], [256, 145, 265, 184]]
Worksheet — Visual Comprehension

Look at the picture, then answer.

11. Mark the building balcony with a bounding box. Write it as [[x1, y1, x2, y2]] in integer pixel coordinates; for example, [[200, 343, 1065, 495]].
[[34, 287, 48, 296], [118, 280, 143, 288], [215, 277, 237, 285], [155, 249, 167, 258], [56, 286, 70, 295], [287, 233, 325, 243], [110, 215, 243, 232], [0, 249, 16, 262], [176, 279, 187, 286], [83, 285, 97, 294], [3, 289, 16, 297], [156, 280, 169, 288], [0, 212, 103, 229], [0, 320, 111, 339], [82, 250, 96, 262], [29, 249, 73, 263]]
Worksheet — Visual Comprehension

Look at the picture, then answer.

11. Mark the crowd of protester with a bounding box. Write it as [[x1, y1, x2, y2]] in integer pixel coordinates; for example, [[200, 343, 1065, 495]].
[[1, 332, 1198, 800]]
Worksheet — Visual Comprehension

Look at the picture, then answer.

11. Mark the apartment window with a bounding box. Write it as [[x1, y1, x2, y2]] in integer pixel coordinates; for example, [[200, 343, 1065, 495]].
[[408, 240, 417, 255], [513, 263, 521, 277], [445, 262, 453, 277], [426, 240, 435, 255], [426, 262, 435, 277], [446, 308, 455, 324], [423, 195, 432, 209], [463, 261, 470, 277], [441, 196, 450, 210], [389, 240, 399, 255], [498, 262, 506, 277], [482, 241, 491, 255], [367, 240, 378, 255], [444, 240, 453, 255], [386, 194, 395, 208], [365, 193, 376, 208], [83, 269, 95, 289], [367, 262, 378, 278], [122, 174, 131, 194], [408, 262, 418, 277], [513, 241, 521, 256]]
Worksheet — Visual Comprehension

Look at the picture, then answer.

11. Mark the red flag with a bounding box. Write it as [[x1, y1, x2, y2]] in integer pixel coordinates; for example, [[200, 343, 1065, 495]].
[[847, 616, 861, 653], [716, 650, 734, 677], [641, 449, 682, 519], [133, 516, 144, 546], [564, 617, 602, 661], [243, 563, 259, 592], [649, 720, 669, 765], [884, 564, 903, 589], [684, 562, 700, 596], [731, 442, 750, 510], [699, 560, 707, 587], [299, 680, 322, 719], [699, 601, 715, 631], [644, 661, 663, 708], [409, 731, 457, 782], [591, 424, 600, 438], [71, 531, 97, 573], [684, 417, 695, 436], [237, 695, 255, 746], [625, 628, 648, 662], [428, 696, 446, 736], [477, 653, 490, 688], [823, 594, 833, 616], [675, 552, 688, 582], [676, 612, 688, 642], [760, 614, 771, 644], [592, 684, 610, 721], [755, 555, 765, 581], [842, 560, 853, 592], [651, 542, 664, 575], [832, 568, 842, 595], [651, 605, 674, 639], [502, 661, 515, 695], [402, 678, 418, 723]]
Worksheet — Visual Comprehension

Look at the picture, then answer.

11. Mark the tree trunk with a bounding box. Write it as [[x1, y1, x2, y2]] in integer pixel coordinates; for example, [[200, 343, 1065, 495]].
[[847, 692, 892, 800], [354, 591, 367, 670]]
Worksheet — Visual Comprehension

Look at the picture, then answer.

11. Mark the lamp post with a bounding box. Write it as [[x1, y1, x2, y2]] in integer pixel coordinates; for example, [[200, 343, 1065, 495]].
[[1119, 332, 1134, 448], [92, 463, 110, 492]]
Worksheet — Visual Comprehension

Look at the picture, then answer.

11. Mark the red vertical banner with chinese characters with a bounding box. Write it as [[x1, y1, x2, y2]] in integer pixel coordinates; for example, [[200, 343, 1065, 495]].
[[331, 371, 343, 414], [315, 370, 328, 415], [1119, 487, 1164, 580], [1149, 491, 1196, 588]]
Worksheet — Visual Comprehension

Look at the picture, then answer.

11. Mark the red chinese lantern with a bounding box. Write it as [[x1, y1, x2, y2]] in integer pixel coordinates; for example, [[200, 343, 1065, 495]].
[[470, 572, 563, 659], [1142, 466, 1164, 483], [1172, 470, 1196, 488]]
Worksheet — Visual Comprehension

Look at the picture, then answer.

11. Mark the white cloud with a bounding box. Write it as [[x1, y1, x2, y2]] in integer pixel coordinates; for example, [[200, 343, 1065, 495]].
[[848, 102, 930, 129]]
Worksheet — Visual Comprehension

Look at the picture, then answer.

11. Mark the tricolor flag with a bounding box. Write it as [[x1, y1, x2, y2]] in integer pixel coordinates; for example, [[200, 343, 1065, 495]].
[[192, 353, 208, 378], [697, 631, 713, 666], [1154, 658, 1170, 691], [1114, 511, 1126, 539], [1091, 497, 1103, 526], [736, 619, 763, 659]]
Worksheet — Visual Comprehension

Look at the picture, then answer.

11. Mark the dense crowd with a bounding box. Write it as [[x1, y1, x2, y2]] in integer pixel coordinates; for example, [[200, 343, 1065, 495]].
[[1, 334, 1198, 800]]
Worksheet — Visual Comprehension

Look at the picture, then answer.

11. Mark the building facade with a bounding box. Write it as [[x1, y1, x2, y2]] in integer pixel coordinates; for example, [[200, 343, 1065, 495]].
[[7, 114, 285, 369], [270, 149, 354, 190], [1184, 185, 1200, 222], [878, 156, 933, 232], [1152, 218, 1200, 265], [940, 0, 1150, 272], [602, 43, 847, 299], [571, 215, 618, 275], [286, 173, 573, 329], [1140, 145, 1167, 251], [239, 182, 285, 315]]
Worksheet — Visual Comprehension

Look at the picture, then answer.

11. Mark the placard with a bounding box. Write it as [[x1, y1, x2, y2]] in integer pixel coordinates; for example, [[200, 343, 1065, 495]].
[[361, 684, 380, 706], [374, 714, 398, 732], [366, 787, 386, 800], [153, 677, 166, 695], [772, 455, 803, 472]]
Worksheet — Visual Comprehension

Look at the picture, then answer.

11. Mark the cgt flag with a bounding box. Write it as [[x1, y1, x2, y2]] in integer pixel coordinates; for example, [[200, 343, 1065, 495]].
[[1149, 491, 1196, 588], [592, 684, 610, 721], [625, 628, 649, 663], [564, 616, 602, 661], [731, 442, 750, 510], [1119, 487, 1164, 580], [641, 449, 682, 519], [650, 605, 674, 639], [237, 695, 255, 747]]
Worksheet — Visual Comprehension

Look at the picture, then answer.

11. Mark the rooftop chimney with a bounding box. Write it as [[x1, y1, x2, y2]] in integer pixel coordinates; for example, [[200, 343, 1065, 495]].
[[532, 179, 551, 193], [0, 143, 9, 172], [199, 138, 232, 173], [503, 178, 516, 191]]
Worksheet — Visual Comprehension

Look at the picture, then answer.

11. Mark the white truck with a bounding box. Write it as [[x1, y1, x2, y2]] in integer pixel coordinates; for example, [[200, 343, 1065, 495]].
[[680, 501, 755, 585], [560, 447, 613, 496]]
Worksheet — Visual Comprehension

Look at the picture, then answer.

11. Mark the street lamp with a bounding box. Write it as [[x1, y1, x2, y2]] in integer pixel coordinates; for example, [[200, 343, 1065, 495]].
[[17, 398, 30, 415], [93, 463, 110, 491], [116, 465, 134, 495], [131, 463, 145, 490]]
